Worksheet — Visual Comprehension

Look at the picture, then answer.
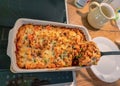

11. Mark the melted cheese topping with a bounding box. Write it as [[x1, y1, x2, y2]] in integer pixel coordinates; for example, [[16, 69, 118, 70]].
[[15, 24, 101, 69]]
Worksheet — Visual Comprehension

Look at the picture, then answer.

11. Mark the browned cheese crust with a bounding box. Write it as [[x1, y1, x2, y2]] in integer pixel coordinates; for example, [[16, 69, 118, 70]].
[[15, 24, 101, 69]]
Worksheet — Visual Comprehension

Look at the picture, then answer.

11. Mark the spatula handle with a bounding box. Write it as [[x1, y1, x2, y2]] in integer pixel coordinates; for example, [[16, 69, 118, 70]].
[[101, 51, 120, 56]]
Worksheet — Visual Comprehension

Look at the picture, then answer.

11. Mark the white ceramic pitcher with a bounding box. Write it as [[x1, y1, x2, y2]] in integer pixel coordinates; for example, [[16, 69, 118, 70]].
[[87, 2, 115, 29]]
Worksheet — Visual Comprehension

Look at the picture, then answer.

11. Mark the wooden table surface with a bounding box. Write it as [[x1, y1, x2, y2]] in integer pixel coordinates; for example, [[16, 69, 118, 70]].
[[66, 0, 120, 86]]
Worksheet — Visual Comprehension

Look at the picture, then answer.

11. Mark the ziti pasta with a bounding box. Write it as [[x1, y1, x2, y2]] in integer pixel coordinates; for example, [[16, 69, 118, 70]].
[[15, 24, 101, 69]]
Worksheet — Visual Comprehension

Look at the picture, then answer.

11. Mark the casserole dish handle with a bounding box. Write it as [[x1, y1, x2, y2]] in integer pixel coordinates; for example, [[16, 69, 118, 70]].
[[7, 29, 13, 58]]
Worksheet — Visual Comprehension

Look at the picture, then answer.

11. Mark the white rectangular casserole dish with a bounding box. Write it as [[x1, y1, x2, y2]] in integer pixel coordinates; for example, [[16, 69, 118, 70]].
[[7, 18, 91, 73]]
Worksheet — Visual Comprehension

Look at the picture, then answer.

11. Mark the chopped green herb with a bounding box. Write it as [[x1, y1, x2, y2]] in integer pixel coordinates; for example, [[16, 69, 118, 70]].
[[79, 64, 83, 67], [65, 64, 68, 67], [52, 51, 55, 56], [24, 35, 28, 40], [44, 58, 49, 64], [92, 61, 97, 65], [60, 51, 68, 59], [72, 46, 75, 49], [75, 54, 82, 59], [52, 40, 56, 45], [33, 59, 36, 63], [80, 48, 83, 51]]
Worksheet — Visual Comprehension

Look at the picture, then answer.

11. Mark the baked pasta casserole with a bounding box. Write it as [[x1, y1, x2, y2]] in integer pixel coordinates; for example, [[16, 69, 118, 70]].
[[15, 24, 101, 69]]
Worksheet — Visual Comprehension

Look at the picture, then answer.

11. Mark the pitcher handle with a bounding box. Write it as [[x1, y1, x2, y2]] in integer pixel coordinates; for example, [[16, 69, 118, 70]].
[[89, 2, 100, 12]]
